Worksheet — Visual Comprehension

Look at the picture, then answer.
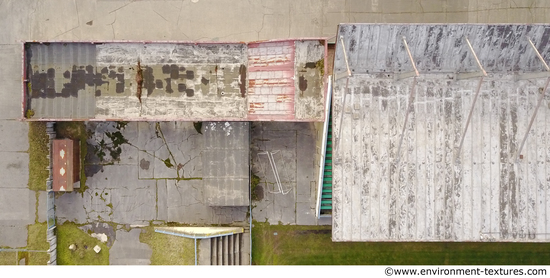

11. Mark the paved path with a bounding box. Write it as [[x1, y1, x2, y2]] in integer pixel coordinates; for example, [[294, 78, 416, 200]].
[[109, 229, 152, 265]]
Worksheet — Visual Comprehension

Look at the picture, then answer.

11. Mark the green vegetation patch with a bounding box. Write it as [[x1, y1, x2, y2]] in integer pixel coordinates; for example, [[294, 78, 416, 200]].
[[57, 222, 109, 265], [0, 223, 50, 265], [139, 226, 194, 265], [28, 122, 49, 191], [55, 122, 88, 193], [0, 251, 16, 265], [27, 223, 50, 265], [252, 222, 550, 265], [251, 172, 262, 201]]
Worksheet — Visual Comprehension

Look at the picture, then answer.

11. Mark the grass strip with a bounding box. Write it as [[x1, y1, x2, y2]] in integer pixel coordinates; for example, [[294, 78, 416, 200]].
[[252, 222, 550, 265], [28, 122, 49, 191]]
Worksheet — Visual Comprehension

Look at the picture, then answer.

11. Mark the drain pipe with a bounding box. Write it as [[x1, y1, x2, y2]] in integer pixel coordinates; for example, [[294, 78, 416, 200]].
[[194, 238, 197, 265]]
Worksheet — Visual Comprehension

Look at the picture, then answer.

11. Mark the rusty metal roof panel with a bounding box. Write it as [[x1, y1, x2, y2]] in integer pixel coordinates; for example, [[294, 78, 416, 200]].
[[332, 24, 550, 242], [52, 139, 79, 192], [23, 39, 327, 122]]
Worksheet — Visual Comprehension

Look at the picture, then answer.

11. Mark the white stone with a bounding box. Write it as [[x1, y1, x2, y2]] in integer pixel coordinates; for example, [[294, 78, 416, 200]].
[[93, 245, 101, 253], [90, 233, 108, 243]]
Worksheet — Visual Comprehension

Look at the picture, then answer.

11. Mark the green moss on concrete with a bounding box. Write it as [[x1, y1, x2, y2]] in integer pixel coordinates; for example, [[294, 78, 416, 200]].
[[0, 252, 16, 265], [28, 122, 49, 191], [139, 226, 194, 265]]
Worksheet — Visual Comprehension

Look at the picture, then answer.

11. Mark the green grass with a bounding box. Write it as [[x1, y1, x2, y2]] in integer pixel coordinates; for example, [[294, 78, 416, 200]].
[[0, 252, 16, 265], [28, 122, 49, 191], [57, 222, 109, 265], [252, 222, 550, 265], [55, 122, 88, 192], [139, 226, 194, 265], [27, 223, 50, 265]]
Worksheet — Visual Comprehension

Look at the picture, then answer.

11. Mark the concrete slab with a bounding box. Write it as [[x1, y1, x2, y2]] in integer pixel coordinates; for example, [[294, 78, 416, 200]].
[[203, 122, 249, 206], [86, 188, 113, 222], [166, 180, 247, 225], [111, 185, 156, 225], [136, 122, 164, 152], [296, 202, 316, 225], [156, 180, 168, 221], [85, 165, 139, 190], [198, 238, 211, 265], [0, 226, 27, 248], [153, 145, 178, 179], [251, 121, 321, 225], [109, 228, 152, 265], [138, 151, 155, 179], [0, 189, 35, 226], [0, 45, 24, 120], [56, 192, 87, 224], [0, 121, 28, 152], [0, 152, 29, 189], [167, 180, 212, 224], [0, 188, 34, 248], [37, 191, 47, 223]]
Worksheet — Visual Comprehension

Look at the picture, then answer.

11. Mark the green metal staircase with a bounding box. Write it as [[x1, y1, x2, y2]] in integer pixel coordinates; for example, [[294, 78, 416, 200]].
[[320, 109, 332, 215]]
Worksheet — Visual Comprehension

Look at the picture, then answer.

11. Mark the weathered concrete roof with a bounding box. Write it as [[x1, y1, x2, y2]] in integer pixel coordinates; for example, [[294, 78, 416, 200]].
[[332, 24, 550, 242], [23, 40, 327, 122], [203, 122, 249, 207]]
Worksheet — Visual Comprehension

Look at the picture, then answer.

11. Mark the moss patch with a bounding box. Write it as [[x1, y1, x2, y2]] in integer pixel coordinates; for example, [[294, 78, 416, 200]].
[[27, 223, 49, 265], [27, 223, 49, 251], [316, 59, 324, 77], [57, 222, 109, 265], [252, 222, 550, 265], [251, 172, 262, 201], [0, 252, 16, 265], [139, 226, 194, 265], [28, 122, 49, 191]]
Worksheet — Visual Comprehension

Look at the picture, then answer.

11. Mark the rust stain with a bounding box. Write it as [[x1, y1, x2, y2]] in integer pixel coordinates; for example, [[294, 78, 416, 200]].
[[276, 95, 292, 102], [249, 103, 264, 109], [249, 79, 293, 86], [136, 59, 143, 103]]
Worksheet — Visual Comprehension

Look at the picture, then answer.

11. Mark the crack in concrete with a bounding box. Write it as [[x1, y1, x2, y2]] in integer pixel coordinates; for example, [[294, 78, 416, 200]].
[[108, 0, 136, 15], [75, 0, 80, 28], [153, 9, 169, 23], [155, 122, 180, 178], [109, 12, 117, 40]]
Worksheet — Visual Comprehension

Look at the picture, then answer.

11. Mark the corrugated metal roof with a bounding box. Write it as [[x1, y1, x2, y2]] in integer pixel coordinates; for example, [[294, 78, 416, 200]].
[[332, 24, 550, 242], [52, 139, 79, 192], [334, 24, 550, 74], [23, 40, 327, 122]]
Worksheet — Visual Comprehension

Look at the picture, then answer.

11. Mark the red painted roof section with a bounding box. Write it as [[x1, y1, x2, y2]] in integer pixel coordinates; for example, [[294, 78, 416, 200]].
[[52, 139, 79, 192], [247, 41, 295, 121]]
